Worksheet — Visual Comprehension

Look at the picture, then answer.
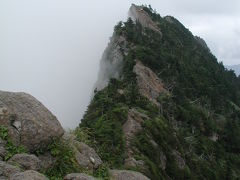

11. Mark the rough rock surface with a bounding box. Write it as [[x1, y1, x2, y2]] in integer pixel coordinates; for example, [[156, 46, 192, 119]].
[[0, 90, 64, 152], [125, 158, 145, 171], [173, 150, 185, 169], [129, 4, 161, 35], [8, 153, 41, 171], [74, 141, 102, 169], [64, 173, 95, 180], [0, 138, 7, 161], [38, 152, 57, 170], [95, 35, 128, 90], [109, 170, 150, 180], [0, 161, 21, 179], [133, 61, 167, 106], [62, 133, 102, 170], [9, 170, 48, 180], [123, 109, 148, 168]]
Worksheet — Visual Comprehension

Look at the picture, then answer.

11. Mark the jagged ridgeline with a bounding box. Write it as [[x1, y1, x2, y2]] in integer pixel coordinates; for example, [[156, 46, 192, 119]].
[[79, 4, 240, 180]]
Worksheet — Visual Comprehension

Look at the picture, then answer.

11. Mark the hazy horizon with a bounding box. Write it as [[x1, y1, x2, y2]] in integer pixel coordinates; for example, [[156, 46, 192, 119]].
[[1, 0, 239, 128]]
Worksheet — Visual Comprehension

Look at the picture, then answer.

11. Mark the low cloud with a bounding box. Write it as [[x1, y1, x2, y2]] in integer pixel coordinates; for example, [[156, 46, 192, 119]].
[[0, 0, 239, 128]]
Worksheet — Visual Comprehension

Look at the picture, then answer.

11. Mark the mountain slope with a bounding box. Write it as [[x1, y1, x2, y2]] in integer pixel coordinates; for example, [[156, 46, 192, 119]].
[[78, 4, 240, 180], [226, 64, 240, 76]]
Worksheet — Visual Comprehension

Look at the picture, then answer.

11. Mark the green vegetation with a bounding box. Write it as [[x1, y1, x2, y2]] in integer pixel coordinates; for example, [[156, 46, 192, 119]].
[[93, 164, 110, 180], [80, 80, 127, 167], [43, 138, 81, 180], [78, 5, 240, 180], [0, 125, 26, 160], [41, 133, 110, 180]]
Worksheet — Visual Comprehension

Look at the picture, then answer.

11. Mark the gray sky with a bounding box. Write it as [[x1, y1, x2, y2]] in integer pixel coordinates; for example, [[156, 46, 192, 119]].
[[0, 0, 239, 128]]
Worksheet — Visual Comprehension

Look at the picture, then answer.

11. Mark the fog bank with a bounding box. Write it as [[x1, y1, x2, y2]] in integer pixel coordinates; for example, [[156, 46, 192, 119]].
[[0, 0, 239, 128]]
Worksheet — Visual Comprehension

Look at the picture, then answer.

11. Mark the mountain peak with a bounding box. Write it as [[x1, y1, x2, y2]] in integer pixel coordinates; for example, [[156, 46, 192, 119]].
[[80, 4, 240, 180], [129, 4, 162, 34]]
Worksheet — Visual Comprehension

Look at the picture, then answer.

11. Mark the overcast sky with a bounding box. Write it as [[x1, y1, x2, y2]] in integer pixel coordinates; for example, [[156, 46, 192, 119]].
[[0, 0, 239, 128]]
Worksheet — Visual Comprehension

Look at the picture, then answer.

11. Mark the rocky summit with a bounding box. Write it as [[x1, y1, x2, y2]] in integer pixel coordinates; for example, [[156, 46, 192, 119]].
[[1, 4, 240, 180]]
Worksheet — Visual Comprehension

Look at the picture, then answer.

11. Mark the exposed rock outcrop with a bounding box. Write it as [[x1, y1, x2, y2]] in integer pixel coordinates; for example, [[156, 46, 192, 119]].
[[95, 35, 128, 90], [109, 170, 150, 180], [9, 170, 48, 180], [8, 153, 41, 171], [123, 109, 148, 169], [64, 173, 95, 180], [0, 91, 64, 152], [62, 133, 102, 170], [133, 61, 167, 106], [129, 4, 161, 35]]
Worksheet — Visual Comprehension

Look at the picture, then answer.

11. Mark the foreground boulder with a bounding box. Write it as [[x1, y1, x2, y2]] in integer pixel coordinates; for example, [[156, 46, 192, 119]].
[[0, 161, 21, 179], [9, 170, 48, 180], [64, 173, 95, 180], [0, 90, 64, 152], [8, 153, 41, 171], [109, 170, 150, 180]]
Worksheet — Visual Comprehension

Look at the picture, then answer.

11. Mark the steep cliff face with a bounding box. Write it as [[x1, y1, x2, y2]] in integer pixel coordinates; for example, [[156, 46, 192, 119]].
[[95, 35, 128, 90], [133, 60, 167, 106], [80, 4, 240, 180]]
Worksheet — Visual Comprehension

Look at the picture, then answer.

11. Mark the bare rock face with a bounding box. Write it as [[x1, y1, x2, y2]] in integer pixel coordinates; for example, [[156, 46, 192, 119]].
[[109, 170, 150, 180], [95, 35, 128, 90], [129, 4, 162, 35], [64, 173, 95, 180], [8, 153, 41, 171], [0, 90, 64, 152], [9, 170, 48, 180], [123, 109, 148, 169], [0, 161, 21, 179], [133, 61, 167, 106]]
